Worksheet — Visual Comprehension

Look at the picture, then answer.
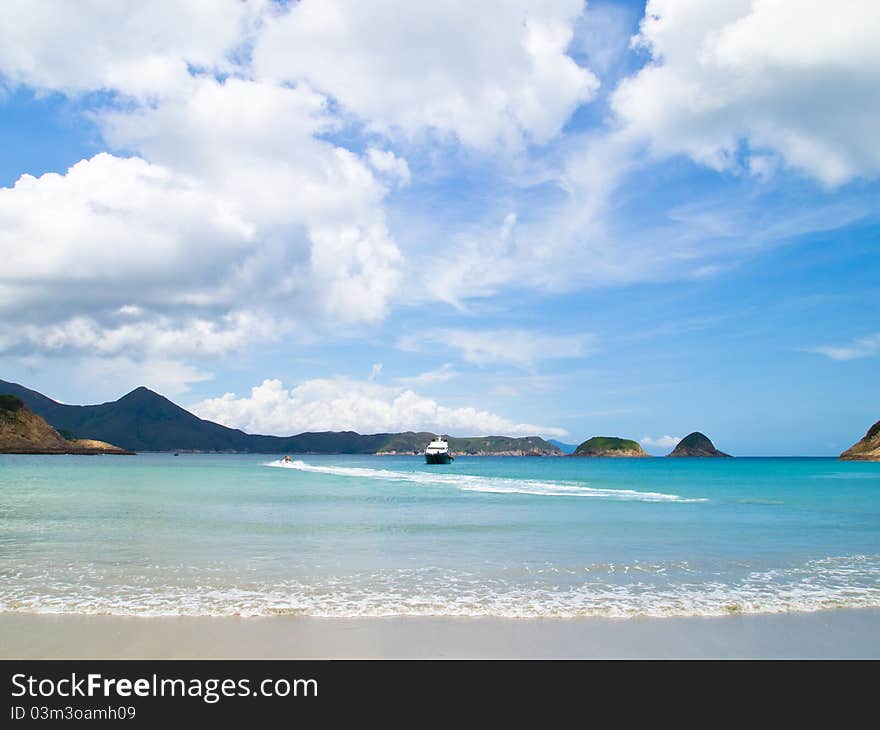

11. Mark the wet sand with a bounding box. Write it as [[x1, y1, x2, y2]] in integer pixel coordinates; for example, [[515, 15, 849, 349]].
[[2, 609, 879, 658]]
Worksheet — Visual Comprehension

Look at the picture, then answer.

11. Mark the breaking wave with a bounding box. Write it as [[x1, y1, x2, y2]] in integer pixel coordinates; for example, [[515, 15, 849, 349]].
[[3, 556, 879, 618]]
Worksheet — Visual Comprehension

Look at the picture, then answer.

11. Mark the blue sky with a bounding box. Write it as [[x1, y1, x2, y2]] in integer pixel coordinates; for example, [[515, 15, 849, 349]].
[[0, 0, 878, 455]]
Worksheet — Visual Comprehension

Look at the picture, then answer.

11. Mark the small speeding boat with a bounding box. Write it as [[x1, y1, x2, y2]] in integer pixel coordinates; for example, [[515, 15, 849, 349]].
[[424, 436, 453, 464]]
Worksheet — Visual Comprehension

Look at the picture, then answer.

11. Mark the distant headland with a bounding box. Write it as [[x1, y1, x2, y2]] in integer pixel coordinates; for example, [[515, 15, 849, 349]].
[[0, 395, 132, 455], [840, 419, 880, 462]]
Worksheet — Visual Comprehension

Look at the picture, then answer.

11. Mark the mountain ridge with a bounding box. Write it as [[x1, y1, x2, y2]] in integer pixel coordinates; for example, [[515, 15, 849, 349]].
[[0, 379, 561, 455]]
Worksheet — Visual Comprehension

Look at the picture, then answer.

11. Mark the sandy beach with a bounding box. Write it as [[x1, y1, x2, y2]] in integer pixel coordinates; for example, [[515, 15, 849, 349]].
[[2, 609, 879, 659]]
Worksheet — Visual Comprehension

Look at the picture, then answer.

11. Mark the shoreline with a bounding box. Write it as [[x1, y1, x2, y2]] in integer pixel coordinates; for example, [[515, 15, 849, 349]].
[[2, 609, 879, 658]]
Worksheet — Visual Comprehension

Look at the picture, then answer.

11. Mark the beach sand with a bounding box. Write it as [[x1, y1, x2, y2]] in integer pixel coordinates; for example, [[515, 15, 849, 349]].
[[2, 609, 879, 658]]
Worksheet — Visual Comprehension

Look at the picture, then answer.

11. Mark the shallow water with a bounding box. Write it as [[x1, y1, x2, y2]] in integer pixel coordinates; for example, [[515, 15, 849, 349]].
[[1, 453, 878, 617]]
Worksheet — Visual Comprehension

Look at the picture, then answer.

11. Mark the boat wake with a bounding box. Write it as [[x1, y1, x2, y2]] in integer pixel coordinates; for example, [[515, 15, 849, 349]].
[[266, 459, 706, 503]]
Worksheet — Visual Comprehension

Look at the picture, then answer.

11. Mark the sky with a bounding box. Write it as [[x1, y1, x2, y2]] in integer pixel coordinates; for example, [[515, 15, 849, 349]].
[[0, 0, 878, 455]]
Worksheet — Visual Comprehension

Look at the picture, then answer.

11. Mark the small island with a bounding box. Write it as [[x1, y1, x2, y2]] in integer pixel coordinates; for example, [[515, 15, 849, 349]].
[[840, 419, 880, 462], [667, 432, 731, 457], [0, 395, 133, 455], [570, 436, 648, 458]]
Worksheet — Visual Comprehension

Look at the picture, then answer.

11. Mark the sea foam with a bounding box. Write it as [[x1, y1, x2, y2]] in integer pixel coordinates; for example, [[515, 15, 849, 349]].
[[2, 555, 878, 619], [266, 459, 707, 503]]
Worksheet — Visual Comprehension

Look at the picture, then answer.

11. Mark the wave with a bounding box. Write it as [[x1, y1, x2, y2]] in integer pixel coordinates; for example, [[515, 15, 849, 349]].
[[3, 556, 878, 619], [266, 459, 706, 503]]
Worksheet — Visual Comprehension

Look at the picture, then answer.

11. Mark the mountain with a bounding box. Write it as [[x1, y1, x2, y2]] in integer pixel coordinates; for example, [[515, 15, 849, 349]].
[[0, 381, 253, 452], [570, 436, 648, 457], [548, 439, 577, 454], [667, 432, 731, 457], [0, 395, 132, 454], [0, 379, 561, 455], [840, 419, 880, 461]]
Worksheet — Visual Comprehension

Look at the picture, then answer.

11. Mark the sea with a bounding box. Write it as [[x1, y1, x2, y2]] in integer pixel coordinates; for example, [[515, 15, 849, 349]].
[[1, 453, 878, 618]]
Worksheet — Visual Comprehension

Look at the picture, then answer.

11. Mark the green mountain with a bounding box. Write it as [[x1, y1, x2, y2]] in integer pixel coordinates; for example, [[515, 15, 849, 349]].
[[571, 436, 648, 457], [0, 379, 561, 455], [840, 419, 880, 461], [667, 432, 731, 457]]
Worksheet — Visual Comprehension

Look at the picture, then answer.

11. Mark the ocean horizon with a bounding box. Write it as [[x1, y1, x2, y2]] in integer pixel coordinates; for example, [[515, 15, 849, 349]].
[[3, 453, 878, 619]]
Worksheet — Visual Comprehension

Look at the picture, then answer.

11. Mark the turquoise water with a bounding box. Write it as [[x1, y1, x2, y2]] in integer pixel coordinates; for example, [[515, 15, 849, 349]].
[[1, 454, 879, 617]]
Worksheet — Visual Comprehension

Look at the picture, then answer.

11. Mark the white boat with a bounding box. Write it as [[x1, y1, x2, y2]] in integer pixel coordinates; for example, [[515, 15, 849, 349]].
[[425, 436, 453, 464]]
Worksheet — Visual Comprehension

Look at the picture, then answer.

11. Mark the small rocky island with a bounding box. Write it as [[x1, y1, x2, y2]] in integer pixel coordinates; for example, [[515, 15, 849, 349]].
[[667, 432, 731, 457], [570, 436, 648, 458], [840, 419, 880, 461], [0, 395, 133, 455]]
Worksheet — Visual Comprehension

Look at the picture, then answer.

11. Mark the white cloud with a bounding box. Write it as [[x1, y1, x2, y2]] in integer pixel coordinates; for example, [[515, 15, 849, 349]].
[[366, 148, 411, 187], [0, 311, 279, 360], [0, 0, 260, 98], [254, 0, 598, 148], [612, 0, 880, 185], [0, 76, 403, 366], [2, 0, 875, 404], [640, 434, 681, 451], [395, 364, 459, 387], [73, 356, 214, 398], [100, 77, 402, 325], [0, 153, 254, 317], [399, 329, 595, 368], [806, 333, 880, 361], [190, 377, 567, 437]]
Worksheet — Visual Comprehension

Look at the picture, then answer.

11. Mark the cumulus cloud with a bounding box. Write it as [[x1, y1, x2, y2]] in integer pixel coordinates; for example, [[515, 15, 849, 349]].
[[190, 378, 567, 437], [640, 435, 681, 451], [0, 76, 402, 374], [0, 0, 260, 98], [805, 333, 880, 361], [0, 153, 254, 317], [399, 329, 595, 368], [0, 311, 278, 360], [100, 76, 402, 325], [612, 0, 880, 185], [253, 0, 598, 148]]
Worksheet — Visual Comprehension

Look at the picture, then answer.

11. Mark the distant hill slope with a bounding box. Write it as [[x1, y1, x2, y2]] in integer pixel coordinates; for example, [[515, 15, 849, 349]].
[[840, 419, 880, 461], [378, 432, 560, 455], [0, 379, 561, 455], [667, 432, 731, 457], [571, 436, 648, 457], [0, 395, 132, 454], [548, 439, 577, 454]]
